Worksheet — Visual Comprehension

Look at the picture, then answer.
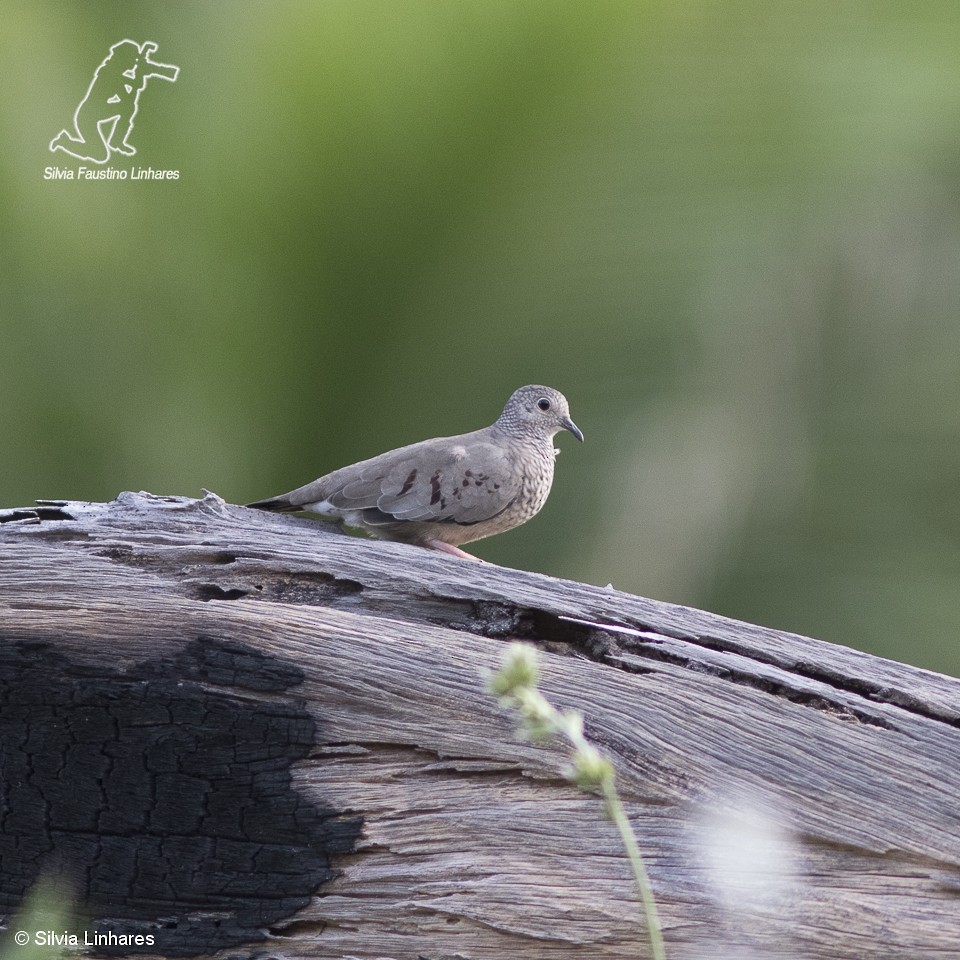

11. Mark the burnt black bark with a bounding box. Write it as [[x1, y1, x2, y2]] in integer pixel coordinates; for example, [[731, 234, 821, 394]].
[[0, 634, 361, 955]]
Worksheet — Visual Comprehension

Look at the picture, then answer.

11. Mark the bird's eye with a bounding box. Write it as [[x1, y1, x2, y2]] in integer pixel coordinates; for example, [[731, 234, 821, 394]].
[[537, 397, 551, 411]]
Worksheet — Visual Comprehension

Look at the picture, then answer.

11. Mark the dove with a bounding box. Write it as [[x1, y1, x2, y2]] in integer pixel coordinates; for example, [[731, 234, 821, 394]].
[[247, 384, 583, 559]]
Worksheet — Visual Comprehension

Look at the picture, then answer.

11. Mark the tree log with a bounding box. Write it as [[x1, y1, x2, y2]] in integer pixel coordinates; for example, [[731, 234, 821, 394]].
[[1, 491, 959, 959]]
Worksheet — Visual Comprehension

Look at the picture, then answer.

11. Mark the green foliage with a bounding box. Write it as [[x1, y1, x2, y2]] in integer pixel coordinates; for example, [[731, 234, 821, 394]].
[[0, 878, 73, 960]]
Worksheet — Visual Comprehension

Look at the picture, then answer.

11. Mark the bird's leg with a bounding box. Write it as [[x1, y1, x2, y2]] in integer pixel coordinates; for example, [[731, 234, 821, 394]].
[[425, 539, 484, 562]]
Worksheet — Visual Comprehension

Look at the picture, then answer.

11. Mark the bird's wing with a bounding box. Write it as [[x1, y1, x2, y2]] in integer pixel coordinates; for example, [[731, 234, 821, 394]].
[[321, 434, 522, 527]]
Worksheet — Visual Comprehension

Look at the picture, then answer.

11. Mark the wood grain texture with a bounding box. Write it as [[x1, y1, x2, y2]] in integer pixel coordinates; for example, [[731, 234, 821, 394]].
[[1, 491, 959, 959]]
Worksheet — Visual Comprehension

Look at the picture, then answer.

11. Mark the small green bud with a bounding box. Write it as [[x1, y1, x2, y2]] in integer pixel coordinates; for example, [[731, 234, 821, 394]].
[[488, 642, 540, 699], [515, 690, 557, 739], [558, 710, 584, 741], [569, 744, 614, 791]]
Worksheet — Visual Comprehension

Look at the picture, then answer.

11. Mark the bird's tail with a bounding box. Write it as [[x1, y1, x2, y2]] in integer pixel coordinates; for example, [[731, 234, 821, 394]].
[[246, 496, 298, 512]]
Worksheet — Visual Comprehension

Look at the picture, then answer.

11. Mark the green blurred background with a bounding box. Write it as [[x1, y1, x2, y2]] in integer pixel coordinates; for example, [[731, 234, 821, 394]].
[[3, 1, 960, 674]]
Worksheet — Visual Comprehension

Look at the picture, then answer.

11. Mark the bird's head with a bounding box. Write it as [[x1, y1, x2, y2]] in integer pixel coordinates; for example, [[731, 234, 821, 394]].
[[496, 385, 584, 443]]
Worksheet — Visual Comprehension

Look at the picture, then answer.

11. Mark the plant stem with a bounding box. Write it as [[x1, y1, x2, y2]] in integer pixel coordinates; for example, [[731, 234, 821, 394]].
[[601, 776, 666, 960], [490, 645, 667, 958]]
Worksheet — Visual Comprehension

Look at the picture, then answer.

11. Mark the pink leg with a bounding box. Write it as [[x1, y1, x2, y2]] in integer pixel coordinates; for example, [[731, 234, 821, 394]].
[[425, 539, 484, 561]]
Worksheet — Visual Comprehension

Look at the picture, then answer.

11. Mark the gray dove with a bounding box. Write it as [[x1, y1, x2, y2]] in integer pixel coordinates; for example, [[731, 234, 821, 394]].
[[247, 384, 583, 559]]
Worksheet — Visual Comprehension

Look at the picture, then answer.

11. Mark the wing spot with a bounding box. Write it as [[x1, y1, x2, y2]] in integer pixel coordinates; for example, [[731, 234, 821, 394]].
[[430, 472, 442, 506], [399, 469, 418, 497]]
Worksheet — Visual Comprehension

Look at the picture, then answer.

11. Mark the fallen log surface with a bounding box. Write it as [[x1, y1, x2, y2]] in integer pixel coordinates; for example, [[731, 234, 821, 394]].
[[1, 491, 959, 960]]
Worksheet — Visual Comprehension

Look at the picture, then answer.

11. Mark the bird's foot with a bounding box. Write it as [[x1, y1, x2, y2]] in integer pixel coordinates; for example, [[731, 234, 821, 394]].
[[425, 539, 484, 562]]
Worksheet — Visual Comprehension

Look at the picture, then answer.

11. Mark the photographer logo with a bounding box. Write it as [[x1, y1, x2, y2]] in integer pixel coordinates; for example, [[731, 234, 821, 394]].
[[47, 39, 181, 181]]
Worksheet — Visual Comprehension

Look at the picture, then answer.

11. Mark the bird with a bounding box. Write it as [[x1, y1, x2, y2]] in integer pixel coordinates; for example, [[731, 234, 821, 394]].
[[247, 384, 583, 559]]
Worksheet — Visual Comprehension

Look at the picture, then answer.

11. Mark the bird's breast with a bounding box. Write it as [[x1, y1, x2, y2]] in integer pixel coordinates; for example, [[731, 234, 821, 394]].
[[513, 445, 556, 522]]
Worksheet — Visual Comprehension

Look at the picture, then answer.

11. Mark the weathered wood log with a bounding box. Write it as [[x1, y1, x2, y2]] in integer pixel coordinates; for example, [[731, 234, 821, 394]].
[[2, 491, 959, 959]]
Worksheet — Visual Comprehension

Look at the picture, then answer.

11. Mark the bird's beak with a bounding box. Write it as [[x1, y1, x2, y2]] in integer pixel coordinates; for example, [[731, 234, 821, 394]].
[[561, 416, 584, 443]]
